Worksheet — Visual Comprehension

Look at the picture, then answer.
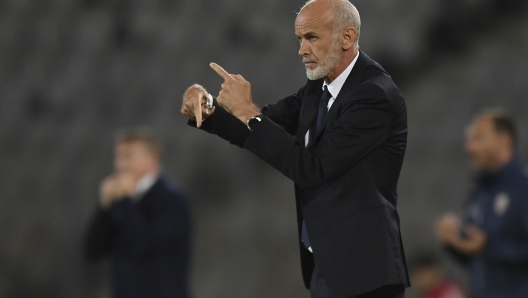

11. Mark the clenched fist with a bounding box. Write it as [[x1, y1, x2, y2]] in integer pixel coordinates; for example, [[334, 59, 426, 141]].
[[181, 84, 215, 128], [99, 173, 137, 210]]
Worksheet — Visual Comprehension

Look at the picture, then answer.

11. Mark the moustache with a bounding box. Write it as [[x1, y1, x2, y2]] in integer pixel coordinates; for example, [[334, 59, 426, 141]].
[[302, 58, 317, 64]]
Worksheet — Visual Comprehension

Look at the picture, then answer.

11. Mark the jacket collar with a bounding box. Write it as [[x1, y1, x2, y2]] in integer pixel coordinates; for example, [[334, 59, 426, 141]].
[[477, 158, 524, 187], [136, 176, 165, 203]]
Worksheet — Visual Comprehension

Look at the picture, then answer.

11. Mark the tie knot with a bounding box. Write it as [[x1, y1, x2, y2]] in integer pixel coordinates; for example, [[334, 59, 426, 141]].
[[321, 86, 331, 106]]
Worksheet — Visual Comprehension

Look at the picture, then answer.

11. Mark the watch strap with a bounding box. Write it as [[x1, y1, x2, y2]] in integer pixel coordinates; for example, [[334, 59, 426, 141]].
[[246, 115, 262, 132]]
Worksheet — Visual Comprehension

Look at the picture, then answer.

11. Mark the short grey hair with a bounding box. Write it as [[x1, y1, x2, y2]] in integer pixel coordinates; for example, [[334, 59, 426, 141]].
[[301, 0, 361, 46]]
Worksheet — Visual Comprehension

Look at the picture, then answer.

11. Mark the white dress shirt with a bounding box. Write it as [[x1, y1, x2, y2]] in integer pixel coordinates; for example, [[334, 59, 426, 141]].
[[132, 171, 159, 201], [322, 51, 360, 110]]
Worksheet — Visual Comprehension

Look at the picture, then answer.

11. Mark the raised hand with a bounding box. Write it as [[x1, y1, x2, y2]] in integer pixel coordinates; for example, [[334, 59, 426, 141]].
[[209, 63, 260, 124], [99, 173, 137, 210], [99, 175, 117, 210], [452, 225, 487, 255], [435, 213, 461, 244], [435, 213, 487, 255], [181, 84, 215, 128]]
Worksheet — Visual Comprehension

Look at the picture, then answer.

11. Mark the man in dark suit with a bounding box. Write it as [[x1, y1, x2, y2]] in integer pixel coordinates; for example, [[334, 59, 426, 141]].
[[85, 128, 192, 298], [181, 0, 409, 297]]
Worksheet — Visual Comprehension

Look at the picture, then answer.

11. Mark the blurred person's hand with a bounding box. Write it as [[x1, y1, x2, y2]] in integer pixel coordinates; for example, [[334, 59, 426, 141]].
[[113, 173, 136, 199], [449, 225, 487, 255], [210, 63, 260, 124], [100, 175, 117, 210], [99, 173, 136, 210], [181, 84, 215, 128], [436, 213, 461, 244], [436, 213, 487, 255]]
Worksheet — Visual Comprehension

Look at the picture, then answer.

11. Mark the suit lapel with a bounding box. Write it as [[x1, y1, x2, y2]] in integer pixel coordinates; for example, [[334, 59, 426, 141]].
[[310, 51, 370, 146]]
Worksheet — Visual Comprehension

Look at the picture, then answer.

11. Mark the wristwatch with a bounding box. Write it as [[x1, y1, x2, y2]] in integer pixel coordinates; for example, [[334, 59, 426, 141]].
[[246, 115, 262, 132]]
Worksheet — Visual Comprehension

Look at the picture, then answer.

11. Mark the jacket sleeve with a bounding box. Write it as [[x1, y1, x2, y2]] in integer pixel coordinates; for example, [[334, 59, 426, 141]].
[[243, 83, 392, 190], [105, 195, 190, 257], [187, 89, 304, 147], [259, 92, 303, 136], [443, 245, 471, 266], [85, 207, 117, 260], [188, 99, 250, 148]]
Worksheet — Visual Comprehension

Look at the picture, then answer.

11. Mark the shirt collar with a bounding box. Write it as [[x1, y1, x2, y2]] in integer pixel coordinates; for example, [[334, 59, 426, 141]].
[[133, 171, 159, 201], [322, 51, 360, 98]]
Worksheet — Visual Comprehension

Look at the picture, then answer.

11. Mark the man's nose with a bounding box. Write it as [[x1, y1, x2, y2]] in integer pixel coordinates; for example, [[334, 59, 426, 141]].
[[298, 39, 310, 57]]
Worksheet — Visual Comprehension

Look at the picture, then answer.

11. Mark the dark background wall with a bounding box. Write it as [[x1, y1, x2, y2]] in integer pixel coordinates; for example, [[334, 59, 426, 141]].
[[0, 0, 527, 297]]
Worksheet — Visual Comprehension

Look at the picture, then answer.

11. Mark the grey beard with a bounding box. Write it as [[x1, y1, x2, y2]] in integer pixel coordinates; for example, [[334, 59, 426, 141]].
[[306, 67, 328, 80], [305, 44, 342, 80]]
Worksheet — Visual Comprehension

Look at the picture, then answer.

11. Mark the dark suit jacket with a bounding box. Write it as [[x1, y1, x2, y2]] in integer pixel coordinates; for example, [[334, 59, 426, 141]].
[[192, 51, 409, 296], [85, 177, 192, 298]]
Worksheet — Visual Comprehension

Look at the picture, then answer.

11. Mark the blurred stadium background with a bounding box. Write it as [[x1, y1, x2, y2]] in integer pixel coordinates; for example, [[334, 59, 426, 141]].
[[0, 0, 527, 297]]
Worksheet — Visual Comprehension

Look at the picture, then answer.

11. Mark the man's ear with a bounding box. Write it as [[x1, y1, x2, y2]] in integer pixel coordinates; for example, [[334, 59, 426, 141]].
[[342, 27, 357, 50]]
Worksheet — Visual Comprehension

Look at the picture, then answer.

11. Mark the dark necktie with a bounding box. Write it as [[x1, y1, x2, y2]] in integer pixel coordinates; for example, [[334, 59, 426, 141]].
[[301, 86, 332, 252], [315, 85, 332, 133]]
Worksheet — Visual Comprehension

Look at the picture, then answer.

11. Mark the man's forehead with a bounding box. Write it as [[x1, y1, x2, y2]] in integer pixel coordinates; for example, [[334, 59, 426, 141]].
[[295, 11, 332, 33], [117, 140, 145, 150], [475, 117, 495, 129], [467, 117, 493, 134]]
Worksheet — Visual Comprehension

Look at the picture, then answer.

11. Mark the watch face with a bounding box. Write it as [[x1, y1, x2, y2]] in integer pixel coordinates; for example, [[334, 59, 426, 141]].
[[248, 116, 262, 131]]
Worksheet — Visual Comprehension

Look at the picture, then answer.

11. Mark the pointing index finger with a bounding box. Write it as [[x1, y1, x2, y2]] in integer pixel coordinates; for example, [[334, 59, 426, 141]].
[[194, 92, 203, 128], [210, 63, 231, 81]]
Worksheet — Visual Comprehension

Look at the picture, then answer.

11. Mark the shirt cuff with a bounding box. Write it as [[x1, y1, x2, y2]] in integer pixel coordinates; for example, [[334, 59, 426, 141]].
[[207, 93, 214, 109]]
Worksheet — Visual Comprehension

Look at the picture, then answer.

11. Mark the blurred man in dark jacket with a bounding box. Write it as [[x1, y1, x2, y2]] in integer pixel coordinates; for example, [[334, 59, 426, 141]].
[[436, 110, 528, 298], [85, 128, 192, 298]]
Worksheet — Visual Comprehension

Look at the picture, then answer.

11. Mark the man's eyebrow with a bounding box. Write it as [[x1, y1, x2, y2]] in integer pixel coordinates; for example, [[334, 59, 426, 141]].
[[296, 31, 318, 38]]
